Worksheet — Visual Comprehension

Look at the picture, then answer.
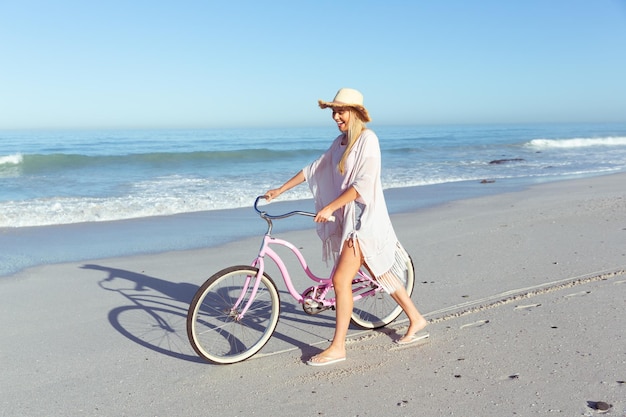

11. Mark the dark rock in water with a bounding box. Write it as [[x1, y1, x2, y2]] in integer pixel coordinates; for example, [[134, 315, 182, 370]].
[[480, 179, 495, 184], [489, 158, 525, 164]]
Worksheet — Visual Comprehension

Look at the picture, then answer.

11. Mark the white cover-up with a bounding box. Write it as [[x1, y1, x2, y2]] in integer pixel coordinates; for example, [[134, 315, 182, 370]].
[[302, 129, 408, 293]]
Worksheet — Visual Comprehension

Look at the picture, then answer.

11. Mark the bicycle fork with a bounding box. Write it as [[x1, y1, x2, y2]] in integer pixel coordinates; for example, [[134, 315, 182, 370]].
[[229, 257, 267, 321]]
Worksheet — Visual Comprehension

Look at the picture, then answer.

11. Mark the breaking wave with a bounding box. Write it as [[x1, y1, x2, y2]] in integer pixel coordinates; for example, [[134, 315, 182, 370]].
[[527, 137, 626, 149]]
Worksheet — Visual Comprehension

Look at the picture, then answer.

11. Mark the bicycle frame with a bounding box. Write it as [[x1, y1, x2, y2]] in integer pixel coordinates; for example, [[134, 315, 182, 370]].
[[233, 196, 382, 319]]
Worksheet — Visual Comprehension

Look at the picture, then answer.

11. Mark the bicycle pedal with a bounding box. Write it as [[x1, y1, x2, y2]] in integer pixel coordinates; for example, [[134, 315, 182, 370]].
[[303, 298, 327, 315]]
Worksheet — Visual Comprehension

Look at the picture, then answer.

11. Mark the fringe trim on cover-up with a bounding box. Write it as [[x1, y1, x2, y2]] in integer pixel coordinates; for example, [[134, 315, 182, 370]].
[[375, 243, 410, 294]]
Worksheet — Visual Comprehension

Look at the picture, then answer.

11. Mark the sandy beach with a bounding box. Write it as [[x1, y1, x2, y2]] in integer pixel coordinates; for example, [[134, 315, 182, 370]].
[[1, 172, 625, 417]]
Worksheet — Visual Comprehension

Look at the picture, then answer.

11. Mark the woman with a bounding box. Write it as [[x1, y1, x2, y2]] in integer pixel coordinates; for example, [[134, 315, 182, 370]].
[[264, 88, 428, 366]]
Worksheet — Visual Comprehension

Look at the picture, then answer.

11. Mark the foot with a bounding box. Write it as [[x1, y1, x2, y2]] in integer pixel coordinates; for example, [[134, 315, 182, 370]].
[[306, 346, 346, 367], [397, 317, 429, 344]]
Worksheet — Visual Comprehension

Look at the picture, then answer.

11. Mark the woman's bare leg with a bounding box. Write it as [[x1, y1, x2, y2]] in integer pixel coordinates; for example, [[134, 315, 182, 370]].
[[390, 287, 428, 341], [307, 239, 362, 364]]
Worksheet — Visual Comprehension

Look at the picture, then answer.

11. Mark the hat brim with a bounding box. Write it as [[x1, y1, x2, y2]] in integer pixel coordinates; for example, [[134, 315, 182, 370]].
[[318, 100, 371, 123]]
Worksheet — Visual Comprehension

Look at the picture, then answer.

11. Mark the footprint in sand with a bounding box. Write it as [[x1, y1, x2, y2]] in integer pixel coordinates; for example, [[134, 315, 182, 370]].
[[459, 319, 490, 329]]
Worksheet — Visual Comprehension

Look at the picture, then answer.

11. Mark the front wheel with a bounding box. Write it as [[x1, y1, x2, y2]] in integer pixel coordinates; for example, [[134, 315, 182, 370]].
[[350, 256, 415, 329], [187, 265, 280, 364]]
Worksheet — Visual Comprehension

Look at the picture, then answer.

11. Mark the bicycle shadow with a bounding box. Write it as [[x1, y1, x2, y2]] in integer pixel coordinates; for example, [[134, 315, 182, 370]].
[[82, 263, 203, 363], [82, 263, 330, 364]]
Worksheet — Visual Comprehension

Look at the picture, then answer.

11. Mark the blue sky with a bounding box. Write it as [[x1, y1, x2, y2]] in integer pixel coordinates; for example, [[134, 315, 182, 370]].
[[1, 0, 625, 129]]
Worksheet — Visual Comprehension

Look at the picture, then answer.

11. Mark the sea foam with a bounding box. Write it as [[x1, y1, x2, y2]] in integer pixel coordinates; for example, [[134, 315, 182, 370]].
[[527, 137, 626, 149], [0, 153, 23, 165]]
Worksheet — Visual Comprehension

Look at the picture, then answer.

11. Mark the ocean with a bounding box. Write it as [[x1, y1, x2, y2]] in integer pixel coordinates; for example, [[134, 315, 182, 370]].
[[2, 123, 626, 276]]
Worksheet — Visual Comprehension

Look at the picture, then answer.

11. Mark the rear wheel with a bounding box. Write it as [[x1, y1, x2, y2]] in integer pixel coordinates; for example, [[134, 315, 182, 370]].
[[187, 265, 280, 364], [350, 256, 415, 329]]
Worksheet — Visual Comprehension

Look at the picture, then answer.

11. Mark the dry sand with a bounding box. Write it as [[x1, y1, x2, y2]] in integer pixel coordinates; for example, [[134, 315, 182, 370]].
[[1, 173, 625, 417]]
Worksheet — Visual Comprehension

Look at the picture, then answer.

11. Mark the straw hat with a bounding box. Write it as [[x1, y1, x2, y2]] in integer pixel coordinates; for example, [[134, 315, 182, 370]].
[[318, 88, 371, 123]]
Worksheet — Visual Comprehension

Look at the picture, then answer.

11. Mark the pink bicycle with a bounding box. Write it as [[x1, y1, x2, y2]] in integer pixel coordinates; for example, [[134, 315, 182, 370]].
[[186, 196, 415, 364]]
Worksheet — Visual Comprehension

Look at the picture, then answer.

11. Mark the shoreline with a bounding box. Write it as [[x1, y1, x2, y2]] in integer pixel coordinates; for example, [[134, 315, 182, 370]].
[[1, 170, 622, 278]]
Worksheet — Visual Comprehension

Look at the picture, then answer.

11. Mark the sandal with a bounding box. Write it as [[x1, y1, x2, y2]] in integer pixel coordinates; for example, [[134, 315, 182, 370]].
[[306, 354, 346, 367]]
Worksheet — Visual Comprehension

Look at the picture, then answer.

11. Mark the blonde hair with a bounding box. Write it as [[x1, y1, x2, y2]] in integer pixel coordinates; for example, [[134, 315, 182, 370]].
[[338, 109, 366, 175]]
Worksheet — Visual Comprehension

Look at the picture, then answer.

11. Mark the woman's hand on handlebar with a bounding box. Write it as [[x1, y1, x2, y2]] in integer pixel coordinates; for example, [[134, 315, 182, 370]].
[[314, 206, 335, 223], [264, 188, 282, 202]]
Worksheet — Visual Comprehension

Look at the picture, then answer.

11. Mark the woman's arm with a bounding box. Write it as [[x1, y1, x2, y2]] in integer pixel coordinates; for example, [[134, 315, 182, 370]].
[[315, 185, 360, 223], [264, 170, 306, 201]]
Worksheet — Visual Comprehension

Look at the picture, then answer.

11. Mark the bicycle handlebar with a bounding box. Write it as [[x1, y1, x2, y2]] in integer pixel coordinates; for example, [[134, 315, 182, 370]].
[[254, 195, 335, 222]]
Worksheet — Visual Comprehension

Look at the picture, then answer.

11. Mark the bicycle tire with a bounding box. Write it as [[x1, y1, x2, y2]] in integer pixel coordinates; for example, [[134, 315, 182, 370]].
[[350, 256, 416, 329], [187, 265, 280, 364]]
